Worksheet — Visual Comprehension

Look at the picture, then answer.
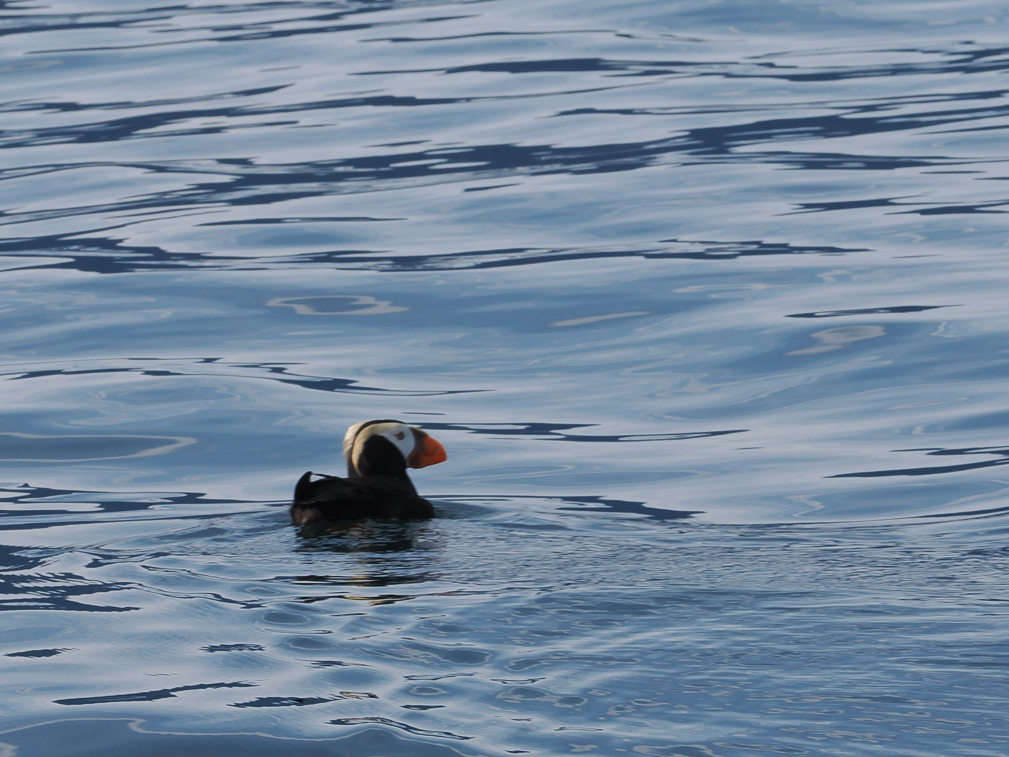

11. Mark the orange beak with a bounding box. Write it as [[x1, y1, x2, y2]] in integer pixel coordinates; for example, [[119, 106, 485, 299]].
[[409, 433, 447, 469]]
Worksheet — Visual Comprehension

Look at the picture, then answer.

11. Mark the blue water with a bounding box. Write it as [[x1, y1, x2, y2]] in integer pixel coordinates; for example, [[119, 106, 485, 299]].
[[3, 0, 1009, 754]]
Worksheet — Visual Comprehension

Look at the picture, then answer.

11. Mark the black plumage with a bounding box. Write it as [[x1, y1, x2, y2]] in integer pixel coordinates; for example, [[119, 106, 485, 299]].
[[290, 422, 444, 525]]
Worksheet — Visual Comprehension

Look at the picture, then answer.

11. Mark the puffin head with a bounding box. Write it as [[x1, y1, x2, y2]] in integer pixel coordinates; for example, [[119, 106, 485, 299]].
[[343, 420, 447, 480]]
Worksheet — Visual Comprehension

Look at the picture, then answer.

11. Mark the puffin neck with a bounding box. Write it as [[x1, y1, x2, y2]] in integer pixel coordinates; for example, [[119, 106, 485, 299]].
[[353, 435, 417, 491]]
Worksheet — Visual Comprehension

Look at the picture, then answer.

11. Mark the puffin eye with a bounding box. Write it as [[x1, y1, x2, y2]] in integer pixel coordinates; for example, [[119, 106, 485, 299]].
[[395, 431, 406, 441]]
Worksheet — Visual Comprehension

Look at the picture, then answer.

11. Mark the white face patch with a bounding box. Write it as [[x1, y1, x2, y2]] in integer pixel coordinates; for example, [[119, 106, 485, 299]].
[[375, 423, 417, 461], [343, 420, 416, 475]]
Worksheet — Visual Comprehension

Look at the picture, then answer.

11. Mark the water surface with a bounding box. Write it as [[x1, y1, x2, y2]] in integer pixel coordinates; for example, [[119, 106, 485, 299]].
[[2, 0, 1009, 754]]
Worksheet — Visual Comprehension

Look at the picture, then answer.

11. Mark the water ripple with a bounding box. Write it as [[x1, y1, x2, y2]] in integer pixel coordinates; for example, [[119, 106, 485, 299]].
[[329, 716, 473, 741], [832, 446, 1009, 478], [55, 681, 256, 706], [4, 1, 1009, 754], [0, 357, 474, 395], [414, 421, 746, 443]]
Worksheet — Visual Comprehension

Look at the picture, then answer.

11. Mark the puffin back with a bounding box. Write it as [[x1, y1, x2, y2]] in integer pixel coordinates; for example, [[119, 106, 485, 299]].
[[290, 471, 434, 524]]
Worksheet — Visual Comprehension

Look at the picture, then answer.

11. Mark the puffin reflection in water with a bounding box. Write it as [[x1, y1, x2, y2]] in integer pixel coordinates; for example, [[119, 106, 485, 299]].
[[290, 420, 447, 525]]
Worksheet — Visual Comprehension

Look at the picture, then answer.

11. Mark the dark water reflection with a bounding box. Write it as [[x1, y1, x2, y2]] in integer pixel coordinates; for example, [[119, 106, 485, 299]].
[[3, 0, 1009, 754], [834, 445, 1009, 477]]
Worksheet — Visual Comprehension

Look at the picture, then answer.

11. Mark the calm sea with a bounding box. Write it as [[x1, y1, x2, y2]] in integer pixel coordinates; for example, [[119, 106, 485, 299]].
[[2, 0, 1009, 754]]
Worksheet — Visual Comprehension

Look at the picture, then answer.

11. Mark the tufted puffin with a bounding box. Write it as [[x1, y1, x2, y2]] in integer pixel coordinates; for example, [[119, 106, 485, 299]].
[[290, 419, 447, 525]]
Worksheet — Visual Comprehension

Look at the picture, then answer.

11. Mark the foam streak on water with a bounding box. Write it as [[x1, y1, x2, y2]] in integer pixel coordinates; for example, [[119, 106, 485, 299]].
[[2, 0, 1009, 754]]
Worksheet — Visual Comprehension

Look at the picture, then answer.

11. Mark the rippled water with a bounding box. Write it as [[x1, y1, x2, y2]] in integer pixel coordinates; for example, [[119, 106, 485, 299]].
[[3, 0, 1009, 754]]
